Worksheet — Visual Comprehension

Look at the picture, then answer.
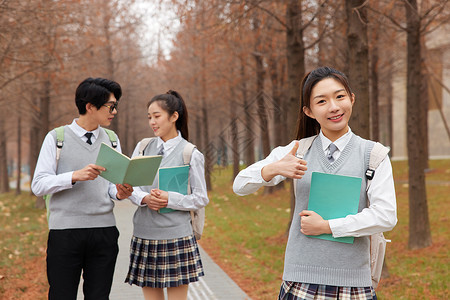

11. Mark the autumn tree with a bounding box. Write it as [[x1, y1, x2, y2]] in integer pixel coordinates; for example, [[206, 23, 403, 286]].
[[373, 0, 448, 249], [346, 0, 370, 139], [404, 0, 432, 249]]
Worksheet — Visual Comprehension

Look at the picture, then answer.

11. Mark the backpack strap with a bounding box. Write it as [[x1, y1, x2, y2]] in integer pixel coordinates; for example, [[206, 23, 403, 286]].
[[183, 142, 196, 165], [180, 141, 203, 240], [55, 127, 117, 161], [365, 142, 390, 194], [138, 138, 156, 156], [365, 143, 391, 290], [295, 135, 318, 159], [103, 128, 118, 148], [54, 126, 65, 161], [183, 142, 196, 194], [293, 135, 317, 194]]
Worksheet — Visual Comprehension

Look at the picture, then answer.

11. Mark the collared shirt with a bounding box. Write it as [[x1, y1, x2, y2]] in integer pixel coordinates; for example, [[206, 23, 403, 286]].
[[128, 132, 209, 211], [321, 128, 353, 163], [233, 130, 397, 237], [31, 119, 120, 199]]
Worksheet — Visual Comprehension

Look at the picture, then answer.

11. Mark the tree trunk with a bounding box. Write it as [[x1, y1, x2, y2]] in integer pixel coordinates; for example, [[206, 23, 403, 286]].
[[230, 89, 240, 180], [201, 74, 212, 191], [29, 122, 40, 195], [201, 5, 212, 191], [241, 57, 255, 166], [253, 12, 272, 194], [318, 4, 327, 66], [405, 0, 432, 249], [40, 77, 51, 143], [15, 113, 21, 195], [195, 114, 203, 151], [346, 0, 370, 139], [286, 0, 305, 140], [386, 59, 394, 152], [420, 37, 429, 169], [0, 113, 9, 193], [103, 4, 118, 133], [370, 37, 379, 141], [34, 76, 51, 208], [270, 57, 283, 147], [219, 132, 227, 167], [255, 61, 270, 158], [279, 61, 289, 145], [270, 56, 284, 190], [123, 98, 131, 156], [286, 0, 305, 231]]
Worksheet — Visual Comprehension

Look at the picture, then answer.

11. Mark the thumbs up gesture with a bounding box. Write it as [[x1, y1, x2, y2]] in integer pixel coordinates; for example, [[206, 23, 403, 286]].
[[261, 141, 308, 181]]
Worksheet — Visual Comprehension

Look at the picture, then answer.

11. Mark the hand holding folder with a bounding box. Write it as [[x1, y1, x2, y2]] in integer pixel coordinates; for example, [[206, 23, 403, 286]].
[[158, 165, 190, 213], [305, 172, 362, 244]]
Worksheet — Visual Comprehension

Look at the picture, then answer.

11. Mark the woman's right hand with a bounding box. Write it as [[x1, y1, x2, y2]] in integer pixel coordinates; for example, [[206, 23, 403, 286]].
[[261, 141, 307, 181], [141, 190, 169, 211]]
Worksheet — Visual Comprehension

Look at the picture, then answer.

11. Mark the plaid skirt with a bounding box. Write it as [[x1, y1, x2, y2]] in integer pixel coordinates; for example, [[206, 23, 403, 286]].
[[125, 235, 204, 288], [278, 281, 377, 300]]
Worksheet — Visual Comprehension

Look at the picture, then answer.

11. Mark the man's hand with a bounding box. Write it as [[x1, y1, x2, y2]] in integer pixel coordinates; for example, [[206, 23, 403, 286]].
[[116, 184, 133, 200], [72, 164, 105, 183]]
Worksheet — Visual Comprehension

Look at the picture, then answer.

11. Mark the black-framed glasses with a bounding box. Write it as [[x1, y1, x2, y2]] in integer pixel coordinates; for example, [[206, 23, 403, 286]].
[[103, 102, 118, 113]]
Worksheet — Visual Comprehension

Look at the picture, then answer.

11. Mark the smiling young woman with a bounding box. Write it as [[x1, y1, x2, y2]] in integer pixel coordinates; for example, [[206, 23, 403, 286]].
[[233, 66, 397, 300], [125, 90, 209, 300]]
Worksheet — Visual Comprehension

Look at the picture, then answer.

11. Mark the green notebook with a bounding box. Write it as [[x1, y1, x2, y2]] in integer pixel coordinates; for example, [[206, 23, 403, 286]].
[[95, 143, 162, 187], [158, 165, 190, 213], [306, 172, 362, 244]]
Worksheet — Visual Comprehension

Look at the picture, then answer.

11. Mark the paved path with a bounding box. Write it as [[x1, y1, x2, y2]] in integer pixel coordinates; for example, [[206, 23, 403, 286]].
[[78, 200, 251, 300]]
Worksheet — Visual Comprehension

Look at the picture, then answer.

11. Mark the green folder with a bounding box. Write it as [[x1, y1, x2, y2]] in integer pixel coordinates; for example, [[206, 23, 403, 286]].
[[95, 143, 162, 187], [158, 165, 190, 213], [306, 172, 362, 244]]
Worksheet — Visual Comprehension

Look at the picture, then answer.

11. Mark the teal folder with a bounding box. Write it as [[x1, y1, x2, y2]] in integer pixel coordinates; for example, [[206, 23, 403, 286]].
[[306, 172, 362, 244], [158, 165, 190, 213]]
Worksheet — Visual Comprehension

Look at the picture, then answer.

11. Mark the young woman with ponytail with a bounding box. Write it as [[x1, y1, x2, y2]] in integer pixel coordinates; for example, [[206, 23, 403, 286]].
[[126, 90, 209, 300], [233, 67, 397, 300]]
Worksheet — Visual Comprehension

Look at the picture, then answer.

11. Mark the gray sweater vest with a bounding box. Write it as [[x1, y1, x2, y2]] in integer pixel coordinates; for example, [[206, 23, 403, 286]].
[[49, 126, 116, 230], [283, 134, 375, 287], [132, 138, 193, 240]]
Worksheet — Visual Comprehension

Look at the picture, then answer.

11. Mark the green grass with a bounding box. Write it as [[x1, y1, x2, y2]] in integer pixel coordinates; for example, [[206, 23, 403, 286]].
[[201, 160, 450, 299], [0, 192, 48, 298]]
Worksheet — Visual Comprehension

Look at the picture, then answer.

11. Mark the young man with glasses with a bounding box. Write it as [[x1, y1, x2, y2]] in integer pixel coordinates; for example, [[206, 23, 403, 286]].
[[32, 77, 133, 300]]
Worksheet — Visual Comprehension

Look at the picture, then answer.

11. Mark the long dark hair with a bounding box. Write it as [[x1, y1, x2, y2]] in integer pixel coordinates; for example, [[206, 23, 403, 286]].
[[295, 66, 353, 140], [147, 90, 189, 140]]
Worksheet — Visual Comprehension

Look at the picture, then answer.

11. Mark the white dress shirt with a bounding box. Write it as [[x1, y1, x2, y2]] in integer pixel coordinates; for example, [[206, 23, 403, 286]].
[[128, 132, 209, 211], [31, 119, 120, 199], [233, 129, 397, 237]]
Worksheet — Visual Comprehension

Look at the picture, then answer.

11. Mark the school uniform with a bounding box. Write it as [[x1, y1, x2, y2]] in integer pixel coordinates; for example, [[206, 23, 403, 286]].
[[31, 119, 122, 300], [126, 131, 209, 288], [233, 129, 397, 300]]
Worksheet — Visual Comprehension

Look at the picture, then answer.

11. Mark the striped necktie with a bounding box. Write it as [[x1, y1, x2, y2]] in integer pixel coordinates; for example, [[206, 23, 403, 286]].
[[327, 143, 337, 163]]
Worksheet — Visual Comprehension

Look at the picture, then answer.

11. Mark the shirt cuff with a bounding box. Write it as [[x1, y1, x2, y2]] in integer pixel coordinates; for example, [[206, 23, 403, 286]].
[[129, 190, 148, 206], [64, 172, 76, 188], [166, 191, 182, 209], [328, 218, 346, 238]]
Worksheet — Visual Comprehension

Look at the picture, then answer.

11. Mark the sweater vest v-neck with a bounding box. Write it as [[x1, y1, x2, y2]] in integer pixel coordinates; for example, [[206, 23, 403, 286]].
[[132, 138, 193, 240], [48, 126, 116, 230], [283, 134, 375, 287]]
